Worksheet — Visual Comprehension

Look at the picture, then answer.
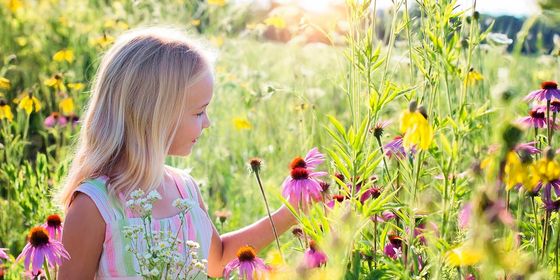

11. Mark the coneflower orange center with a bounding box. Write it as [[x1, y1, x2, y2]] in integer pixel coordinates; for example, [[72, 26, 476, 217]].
[[309, 240, 318, 252], [388, 235, 402, 246], [333, 194, 345, 202], [51, 112, 60, 119], [290, 167, 309, 180], [290, 157, 306, 169], [236, 245, 256, 261], [47, 214, 62, 227], [542, 81, 558, 90], [29, 227, 50, 247], [529, 109, 545, 119]]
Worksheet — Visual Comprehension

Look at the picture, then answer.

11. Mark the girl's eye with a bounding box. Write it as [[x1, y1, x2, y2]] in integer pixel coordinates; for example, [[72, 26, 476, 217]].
[[196, 111, 204, 117]]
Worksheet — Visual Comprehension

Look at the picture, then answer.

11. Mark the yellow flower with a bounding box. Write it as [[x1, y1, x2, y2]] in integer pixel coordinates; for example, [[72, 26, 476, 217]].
[[531, 157, 560, 184], [208, 0, 226, 6], [191, 19, 201, 26], [44, 74, 66, 91], [59, 97, 75, 115], [67, 83, 85, 91], [53, 49, 74, 63], [7, 0, 23, 12], [0, 77, 10, 89], [467, 68, 483, 85], [0, 101, 14, 122], [93, 34, 115, 48], [504, 152, 526, 191], [16, 94, 42, 115], [446, 245, 483, 266], [264, 16, 287, 29], [401, 110, 433, 150], [233, 117, 252, 130]]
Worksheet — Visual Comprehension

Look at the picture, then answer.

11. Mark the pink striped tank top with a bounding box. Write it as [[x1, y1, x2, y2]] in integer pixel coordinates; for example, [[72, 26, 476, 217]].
[[73, 166, 213, 279]]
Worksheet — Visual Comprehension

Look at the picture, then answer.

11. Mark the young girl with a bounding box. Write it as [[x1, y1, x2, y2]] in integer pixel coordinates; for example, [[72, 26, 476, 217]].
[[57, 27, 298, 279]]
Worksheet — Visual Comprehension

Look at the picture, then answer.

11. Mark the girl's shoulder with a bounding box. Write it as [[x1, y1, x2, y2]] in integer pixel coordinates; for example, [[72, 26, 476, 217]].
[[165, 165, 197, 186]]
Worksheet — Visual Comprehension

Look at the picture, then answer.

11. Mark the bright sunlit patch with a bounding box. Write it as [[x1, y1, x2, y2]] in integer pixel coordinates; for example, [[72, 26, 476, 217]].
[[298, 0, 337, 13]]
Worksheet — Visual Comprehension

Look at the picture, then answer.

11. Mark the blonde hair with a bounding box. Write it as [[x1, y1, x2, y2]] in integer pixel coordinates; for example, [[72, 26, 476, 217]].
[[58, 26, 213, 210]]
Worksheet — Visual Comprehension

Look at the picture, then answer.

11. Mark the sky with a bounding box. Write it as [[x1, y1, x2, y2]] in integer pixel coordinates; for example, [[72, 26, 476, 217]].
[[235, 0, 541, 16]]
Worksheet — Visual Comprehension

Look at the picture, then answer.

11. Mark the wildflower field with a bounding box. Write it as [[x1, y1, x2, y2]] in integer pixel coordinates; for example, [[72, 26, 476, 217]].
[[1, 0, 560, 279]]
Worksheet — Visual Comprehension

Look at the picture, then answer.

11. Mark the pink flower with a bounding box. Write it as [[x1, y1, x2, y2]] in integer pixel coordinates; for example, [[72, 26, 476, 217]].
[[303, 241, 327, 268], [458, 203, 472, 230], [43, 214, 63, 241], [289, 147, 325, 171], [517, 108, 556, 129], [372, 211, 396, 223], [223, 245, 269, 280], [383, 234, 403, 259], [303, 147, 325, 170], [16, 226, 70, 275], [43, 112, 68, 128], [282, 167, 327, 207], [524, 81, 560, 102], [515, 142, 541, 155], [360, 186, 381, 204], [326, 194, 346, 208], [0, 248, 8, 260]]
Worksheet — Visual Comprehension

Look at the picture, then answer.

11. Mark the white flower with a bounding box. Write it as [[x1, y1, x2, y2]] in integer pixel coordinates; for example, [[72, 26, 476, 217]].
[[186, 240, 200, 249], [147, 190, 162, 202], [130, 189, 145, 199], [172, 198, 192, 211], [487, 33, 513, 46], [194, 261, 206, 270]]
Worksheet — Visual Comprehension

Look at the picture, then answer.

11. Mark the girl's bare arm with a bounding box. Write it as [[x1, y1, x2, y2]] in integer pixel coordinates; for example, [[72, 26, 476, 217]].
[[193, 187, 297, 277], [58, 193, 105, 279]]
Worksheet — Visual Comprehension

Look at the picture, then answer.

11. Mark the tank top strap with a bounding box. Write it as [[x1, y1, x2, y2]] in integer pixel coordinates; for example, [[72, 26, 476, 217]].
[[167, 168, 198, 200], [73, 177, 127, 223]]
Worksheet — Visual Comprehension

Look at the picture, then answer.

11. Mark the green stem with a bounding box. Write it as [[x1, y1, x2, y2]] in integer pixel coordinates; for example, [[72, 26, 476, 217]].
[[532, 196, 540, 257], [43, 259, 52, 280], [254, 170, 283, 261]]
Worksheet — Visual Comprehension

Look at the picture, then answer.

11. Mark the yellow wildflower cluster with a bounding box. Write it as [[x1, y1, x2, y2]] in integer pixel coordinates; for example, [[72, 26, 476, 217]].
[[53, 49, 74, 63], [16, 93, 42, 115], [400, 102, 433, 150], [503, 151, 560, 193]]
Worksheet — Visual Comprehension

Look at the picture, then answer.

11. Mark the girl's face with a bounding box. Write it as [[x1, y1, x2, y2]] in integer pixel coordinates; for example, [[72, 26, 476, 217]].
[[168, 72, 213, 156]]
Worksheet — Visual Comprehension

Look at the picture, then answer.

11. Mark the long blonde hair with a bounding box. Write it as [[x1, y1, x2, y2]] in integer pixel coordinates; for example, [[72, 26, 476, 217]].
[[58, 27, 212, 210]]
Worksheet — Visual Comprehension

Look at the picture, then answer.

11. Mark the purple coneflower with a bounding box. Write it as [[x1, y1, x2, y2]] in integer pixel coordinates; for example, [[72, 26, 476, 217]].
[[372, 210, 396, 223], [282, 167, 327, 207], [302, 147, 325, 170], [223, 245, 269, 280], [325, 194, 346, 208], [525, 81, 560, 102], [303, 241, 328, 268], [384, 136, 406, 159], [44, 112, 67, 128], [384, 234, 403, 259], [0, 248, 8, 261], [514, 142, 541, 155], [517, 108, 550, 128], [360, 186, 381, 204], [551, 100, 560, 112], [43, 214, 63, 241], [16, 226, 70, 275]]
